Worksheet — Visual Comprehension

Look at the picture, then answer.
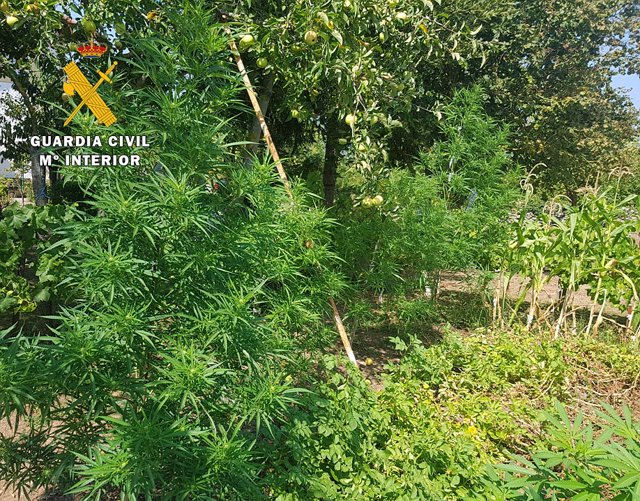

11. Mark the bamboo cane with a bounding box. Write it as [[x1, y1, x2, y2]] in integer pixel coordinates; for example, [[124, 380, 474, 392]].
[[226, 30, 359, 367]]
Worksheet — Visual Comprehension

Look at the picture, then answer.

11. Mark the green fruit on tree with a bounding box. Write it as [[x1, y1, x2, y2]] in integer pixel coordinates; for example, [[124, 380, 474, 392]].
[[369, 115, 379, 125], [338, 138, 348, 145], [81, 18, 96, 34], [304, 30, 318, 45], [61, 92, 70, 103], [291, 109, 300, 119], [0, 2, 9, 13], [372, 195, 384, 206], [114, 21, 126, 34], [357, 143, 367, 152], [68, 42, 78, 52], [239, 34, 254, 52], [362, 196, 373, 207], [388, 0, 398, 7], [379, 32, 386, 42], [344, 0, 352, 9], [5, 14, 18, 26], [345, 114, 356, 126], [256, 57, 268, 68], [396, 12, 408, 21]]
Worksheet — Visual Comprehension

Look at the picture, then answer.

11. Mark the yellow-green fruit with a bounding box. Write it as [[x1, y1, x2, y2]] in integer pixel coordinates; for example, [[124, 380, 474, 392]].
[[365, 357, 374, 366], [256, 57, 268, 68], [396, 12, 408, 21], [114, 21, 126, 34], [304, 30, 318, 45], [338, 138, 348, 145], [369, 115, 379, 125], [239, 34, 254, 51], [362, 197, 373, 207], [345, 114, 356, 126], [344, 0, 352, 9], [81, 18, 96, 34], [388, 0, 398, 7], [68, 42, 78, 52], [0, 2, 9, 13], [61, 92, 70, 103], [379, 32, 386, 42], [357, 143, 367, 152], [5, 14, 18, 26], [291, 109, 300, 119], [372, 195, 384, 206]]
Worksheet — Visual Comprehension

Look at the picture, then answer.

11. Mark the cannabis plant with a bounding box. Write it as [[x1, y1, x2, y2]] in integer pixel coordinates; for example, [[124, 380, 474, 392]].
[[335, 86, 519, 294], [483, 402, 640, 500], [0, 3, 342, 499]]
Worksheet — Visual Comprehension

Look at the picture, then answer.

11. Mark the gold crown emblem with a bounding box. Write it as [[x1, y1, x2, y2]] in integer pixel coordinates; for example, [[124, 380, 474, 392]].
[[77, 39, 107, 58]]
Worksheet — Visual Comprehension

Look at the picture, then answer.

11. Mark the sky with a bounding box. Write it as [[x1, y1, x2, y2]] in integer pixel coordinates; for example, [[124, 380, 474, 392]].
[[612, 74, 640, 110]]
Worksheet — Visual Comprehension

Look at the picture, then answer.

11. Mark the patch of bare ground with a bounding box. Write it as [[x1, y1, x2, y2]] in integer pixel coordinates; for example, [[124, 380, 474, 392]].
[[565, 344, 640, 422], [339, 273, 639, 420]]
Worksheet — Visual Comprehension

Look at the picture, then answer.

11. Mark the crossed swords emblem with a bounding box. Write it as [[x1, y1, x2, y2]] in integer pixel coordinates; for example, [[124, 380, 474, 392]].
[[63, 61, 118, 127]]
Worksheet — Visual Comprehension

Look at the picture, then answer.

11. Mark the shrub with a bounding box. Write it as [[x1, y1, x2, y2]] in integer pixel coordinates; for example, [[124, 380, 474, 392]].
[[0, 203, 69, 315], [0, 4, 342, 499], [483, 402, 640, 500], [335, 86, 520, 294]]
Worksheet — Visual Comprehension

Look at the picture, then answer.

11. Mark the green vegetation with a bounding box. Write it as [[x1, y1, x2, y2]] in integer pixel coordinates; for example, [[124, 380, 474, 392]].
[[0, 0, 639, 499]]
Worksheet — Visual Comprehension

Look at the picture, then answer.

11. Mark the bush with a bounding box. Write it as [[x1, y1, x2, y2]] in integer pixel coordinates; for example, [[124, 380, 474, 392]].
[[0, 5, 342, 499], [335, 86, 520, 294], [0, 202, 69, 315]]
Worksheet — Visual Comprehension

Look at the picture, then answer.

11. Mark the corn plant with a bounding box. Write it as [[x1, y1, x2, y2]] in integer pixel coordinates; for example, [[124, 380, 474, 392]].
[[498, 186, 640, 337]]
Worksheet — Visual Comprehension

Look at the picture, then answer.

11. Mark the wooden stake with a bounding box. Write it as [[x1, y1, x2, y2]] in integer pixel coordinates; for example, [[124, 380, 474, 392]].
[[330, 298, 358, 365], [226, 30, 359, 367], [227, 35, 292, 197]]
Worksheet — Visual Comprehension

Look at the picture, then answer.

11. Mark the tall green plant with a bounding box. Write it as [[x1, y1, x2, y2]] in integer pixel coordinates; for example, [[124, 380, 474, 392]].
[[0, 3, 343, 499], [335, 86, 519, 294], [499, 187, 640, 335]]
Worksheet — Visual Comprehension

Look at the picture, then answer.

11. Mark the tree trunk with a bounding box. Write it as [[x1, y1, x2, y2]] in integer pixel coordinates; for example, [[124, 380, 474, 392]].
[[323, 117, 340, 208], [30, 146, 47, 206], [244, 72, 275, 166]]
